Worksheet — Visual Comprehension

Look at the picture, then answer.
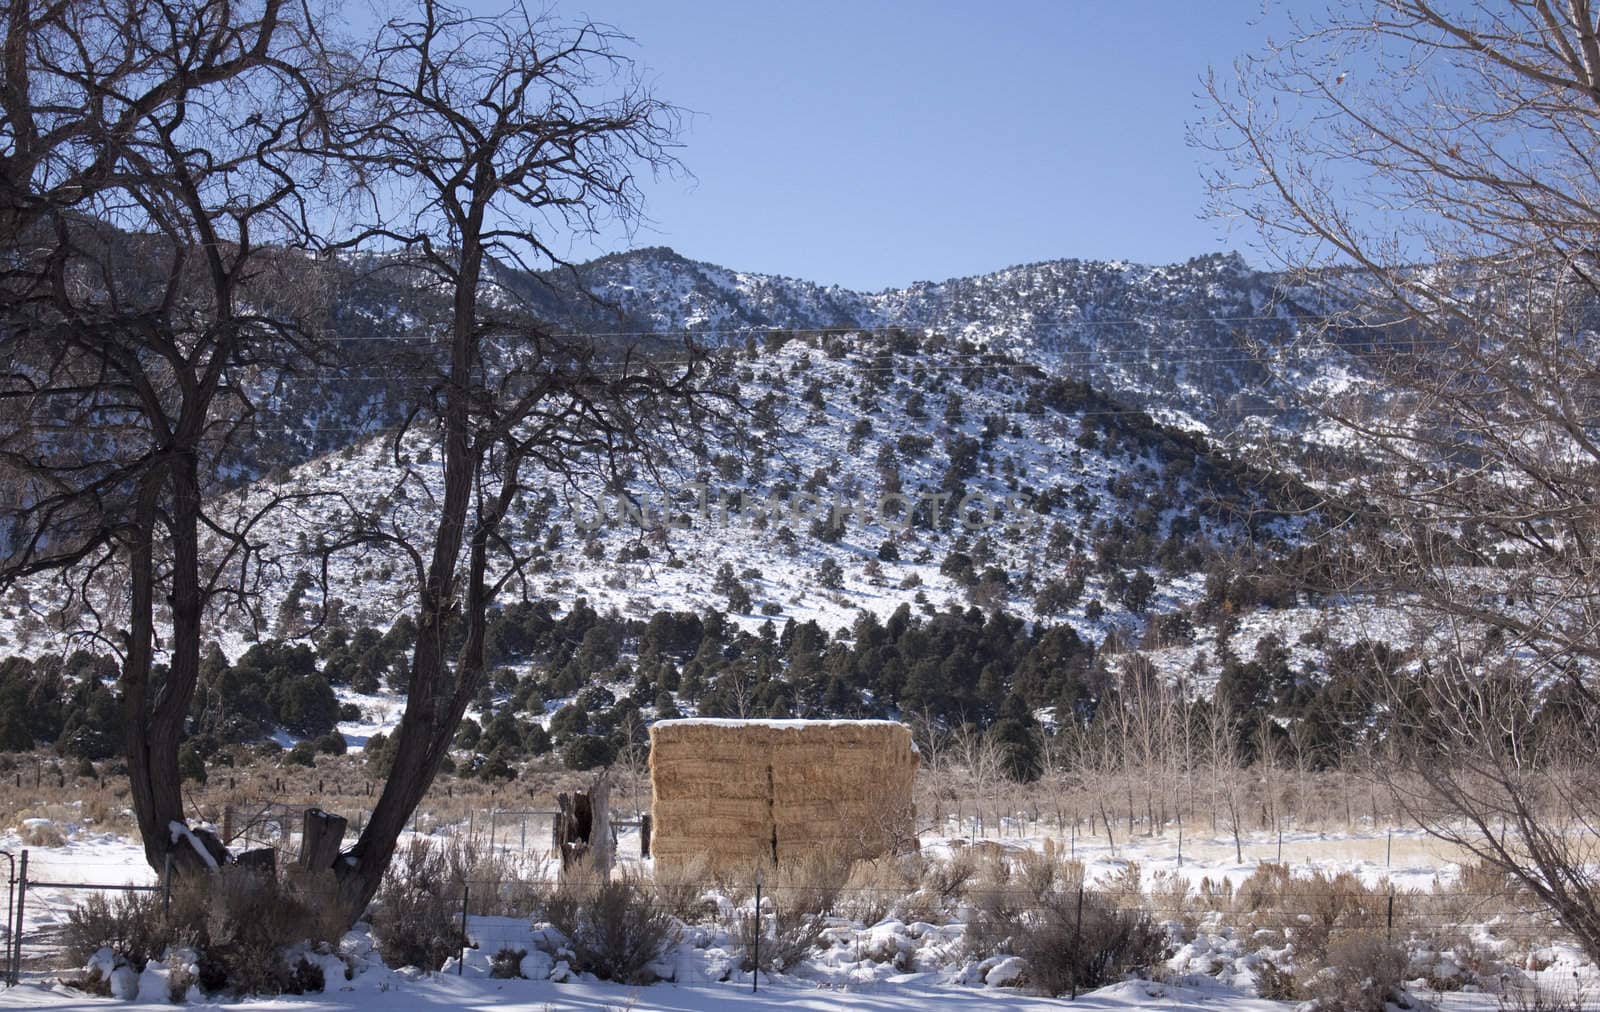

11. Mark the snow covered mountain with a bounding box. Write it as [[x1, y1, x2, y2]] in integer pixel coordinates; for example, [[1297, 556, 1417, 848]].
[[506, 248, 1319, 436], [0, 245, 1375, 756]]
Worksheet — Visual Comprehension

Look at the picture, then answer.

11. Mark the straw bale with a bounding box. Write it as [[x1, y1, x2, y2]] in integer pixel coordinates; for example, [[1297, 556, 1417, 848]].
[[649, 718, 917, 875]]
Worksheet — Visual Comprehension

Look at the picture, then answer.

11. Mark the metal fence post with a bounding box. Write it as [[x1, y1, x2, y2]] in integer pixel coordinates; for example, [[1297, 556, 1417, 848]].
[[162, 853, 173, 918], [1, 850, 14, 986], [1070, 883, 1083, 1000], [458, 884, 469, 976], [752, 870, 762, 994], [12, 850, 27, 986]]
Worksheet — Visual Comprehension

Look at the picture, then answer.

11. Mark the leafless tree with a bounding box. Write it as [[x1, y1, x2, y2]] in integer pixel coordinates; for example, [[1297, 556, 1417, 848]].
[[952, 720, 1005, 833], [1203, 0, 1600, 960], [1198, 695, 1249, 863], [0, 0, 337, 871], [310, 1, 725, 923]]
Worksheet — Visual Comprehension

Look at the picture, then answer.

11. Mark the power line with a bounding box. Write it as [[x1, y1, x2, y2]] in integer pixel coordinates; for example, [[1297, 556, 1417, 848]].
[[308, 312, 1410, 343]]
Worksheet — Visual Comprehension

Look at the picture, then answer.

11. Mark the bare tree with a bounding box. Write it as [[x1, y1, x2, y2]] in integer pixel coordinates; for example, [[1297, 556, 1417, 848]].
[[312, 1, 722, 923], [1204, 0, 1600, 959], [952, 720, 1005, 835], [1206, 698, 1250, 864], [0, 0, 335, 871]]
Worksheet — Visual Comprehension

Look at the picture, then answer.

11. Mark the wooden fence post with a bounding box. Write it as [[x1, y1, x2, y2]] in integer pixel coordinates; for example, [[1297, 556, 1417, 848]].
[[591, 775, 613, 875]]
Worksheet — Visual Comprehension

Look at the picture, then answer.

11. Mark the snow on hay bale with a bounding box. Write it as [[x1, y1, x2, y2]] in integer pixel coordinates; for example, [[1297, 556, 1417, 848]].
[[648, 718, 917, 872]]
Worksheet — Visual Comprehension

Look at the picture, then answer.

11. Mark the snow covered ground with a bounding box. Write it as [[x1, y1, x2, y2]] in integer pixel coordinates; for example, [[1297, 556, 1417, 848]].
[[0, 973, 1287, 1012], [5, 810, 1596, 1011]]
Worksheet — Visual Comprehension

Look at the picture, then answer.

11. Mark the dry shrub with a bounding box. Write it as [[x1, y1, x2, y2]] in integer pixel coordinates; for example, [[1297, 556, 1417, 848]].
[[1431, 859, 1533, 941], [706, 863, 754, 907], [369, 832, 546, 976], [372, 839, 468, 972], [727, 856, 844, 975], [186, 867, 336, 996], [961, 854, 1032, 957], [976, 888, 1165, 996], [921, 849, 979, 904], [490, 947, 527, 979], [442, 835, 544, 917], [60, 964, 113, 997], [1015, 845, 1085, 896], [1230, 865, 1383, 963], [62, 891, 172, 971], [541, 870, 677, 984], [880, 849, 981, 924], [769, 850, 852, 918], [1101, 859, 1142, 907], [1146, 870, 1193, 927], [1254, 958, 1300, 1001], [964, 849, 1165, 996], [1456, 858, 1516, 897], [1300, 931, 1409, 1012], [165, 955, 198, 1003], [65, 867, 336, 997], [1286, 871, 1386, 963], [80, 793, 128, 833], [1234, 862, 1293, 915], [1197, 876, 1234, 908], [734, 900, 829, 975]]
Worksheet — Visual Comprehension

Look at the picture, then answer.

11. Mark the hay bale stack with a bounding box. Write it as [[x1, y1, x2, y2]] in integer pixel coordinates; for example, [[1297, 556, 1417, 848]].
[[649, 719, 917, 874]]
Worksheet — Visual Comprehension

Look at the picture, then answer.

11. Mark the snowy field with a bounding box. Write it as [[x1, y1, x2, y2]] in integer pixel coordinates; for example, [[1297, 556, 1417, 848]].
[[4, 809, 1597, 1011], [0, 975, 1286, 1012]]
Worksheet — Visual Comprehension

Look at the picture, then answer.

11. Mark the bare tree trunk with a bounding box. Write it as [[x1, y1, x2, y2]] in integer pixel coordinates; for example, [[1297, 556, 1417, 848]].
[[123, 476, 178, 870]]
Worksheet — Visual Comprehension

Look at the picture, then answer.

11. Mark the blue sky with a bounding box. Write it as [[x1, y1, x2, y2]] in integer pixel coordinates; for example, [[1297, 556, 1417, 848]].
[[493, 2, 1288, 290]]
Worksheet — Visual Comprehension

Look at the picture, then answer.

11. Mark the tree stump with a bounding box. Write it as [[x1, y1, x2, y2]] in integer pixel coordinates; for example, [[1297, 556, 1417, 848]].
[[555, 790, 597, 871], [298, 808, 348, 872], [171, 825, 230, 873], [553, 792, 570, 854]]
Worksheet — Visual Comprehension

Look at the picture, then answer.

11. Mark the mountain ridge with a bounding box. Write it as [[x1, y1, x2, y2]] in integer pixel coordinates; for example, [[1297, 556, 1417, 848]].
[[508, 245, 1322, 437]]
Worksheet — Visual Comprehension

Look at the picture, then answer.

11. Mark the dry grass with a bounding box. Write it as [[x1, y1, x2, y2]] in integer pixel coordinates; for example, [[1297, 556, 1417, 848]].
[[18, 818, 68, 847], [648, 855, 719, 924], [1, 760, 139, 841]]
